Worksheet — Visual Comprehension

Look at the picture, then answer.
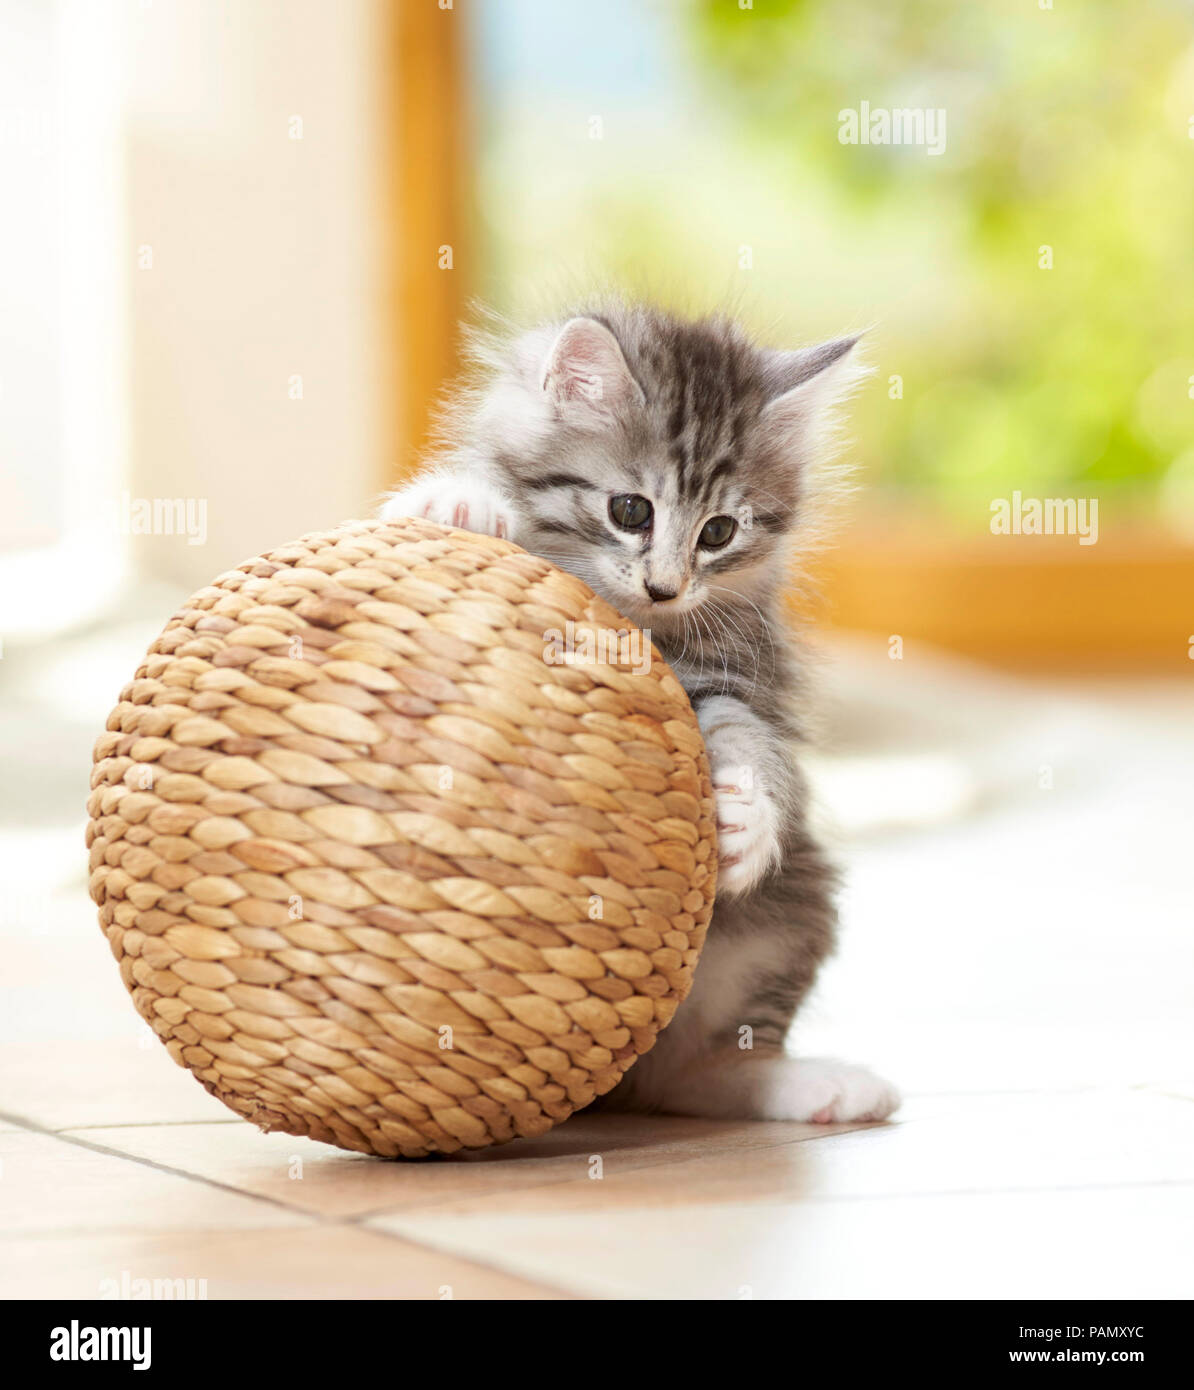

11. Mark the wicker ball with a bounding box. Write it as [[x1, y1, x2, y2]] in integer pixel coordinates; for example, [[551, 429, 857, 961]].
[[87, 518, 716, 1157]]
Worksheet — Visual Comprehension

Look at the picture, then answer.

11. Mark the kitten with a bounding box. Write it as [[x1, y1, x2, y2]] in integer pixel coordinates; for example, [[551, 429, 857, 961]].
[[380, 302, 899, 1124]]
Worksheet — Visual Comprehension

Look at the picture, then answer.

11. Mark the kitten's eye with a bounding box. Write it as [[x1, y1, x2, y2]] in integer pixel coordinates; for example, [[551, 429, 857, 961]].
[[698, 515, 737, 549], [609, 493, 653, 530]]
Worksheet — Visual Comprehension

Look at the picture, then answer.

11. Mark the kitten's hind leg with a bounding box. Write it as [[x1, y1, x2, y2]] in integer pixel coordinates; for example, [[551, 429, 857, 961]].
[[616, 1050, 900, 1124]]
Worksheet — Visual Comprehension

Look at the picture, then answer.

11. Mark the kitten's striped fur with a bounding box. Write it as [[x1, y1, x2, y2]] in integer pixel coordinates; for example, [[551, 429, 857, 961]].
[[381, 301, 898, 1124]]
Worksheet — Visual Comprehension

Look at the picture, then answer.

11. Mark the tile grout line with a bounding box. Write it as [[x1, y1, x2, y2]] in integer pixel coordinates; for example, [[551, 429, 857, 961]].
[[3, 1104, 893, 1223], [330, 1217, 583, 1300], [8, 1103, 1191, 1226], [0, 1108, 334, 1226], [370, 1175, 1194, 1225], [350, 1219, 598, 1301], [0, 1107, 590, 1295], [341, 1103, 1194, 1220], [0, 1219, 582, 1299], [335, 1120, 894, 1221], [0, 1102, 898, 1259], [62, 1119, 245, 1131], [0, 1108, 583, 1299]]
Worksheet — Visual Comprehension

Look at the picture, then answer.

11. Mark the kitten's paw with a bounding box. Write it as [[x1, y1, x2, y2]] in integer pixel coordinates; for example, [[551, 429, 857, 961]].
[[380, 476, 517, 542], [699, 708, 781, 896], [767, 1058, 901, 1124], [714, 782, 780, 896]]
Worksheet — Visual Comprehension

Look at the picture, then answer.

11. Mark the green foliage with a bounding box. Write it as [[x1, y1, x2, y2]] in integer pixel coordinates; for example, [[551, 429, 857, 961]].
[[476, 1, 1194, 518], [689, 0, 1194, 511]]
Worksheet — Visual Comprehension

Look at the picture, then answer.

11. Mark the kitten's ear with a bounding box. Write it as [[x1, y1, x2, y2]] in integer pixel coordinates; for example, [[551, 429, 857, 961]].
[[541, 317, 644, 418], [759, 334, 868, 443]]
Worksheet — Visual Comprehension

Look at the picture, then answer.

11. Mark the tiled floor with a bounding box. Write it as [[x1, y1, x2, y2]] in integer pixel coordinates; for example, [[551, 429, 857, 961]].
[[2, 617, 1192, 1299]]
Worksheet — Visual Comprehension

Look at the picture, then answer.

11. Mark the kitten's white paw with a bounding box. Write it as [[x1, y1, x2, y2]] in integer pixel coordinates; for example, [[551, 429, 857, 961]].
[[714, 780, 781, 896], [699, 708, 782, 896], [765, 1057, 901, 1124], [623, 1053, 901, 1124], [380, 476, 517, 542]]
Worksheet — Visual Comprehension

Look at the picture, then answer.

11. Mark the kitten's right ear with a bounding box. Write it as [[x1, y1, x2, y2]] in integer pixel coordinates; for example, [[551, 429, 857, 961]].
[[541, 318, 644, 419]]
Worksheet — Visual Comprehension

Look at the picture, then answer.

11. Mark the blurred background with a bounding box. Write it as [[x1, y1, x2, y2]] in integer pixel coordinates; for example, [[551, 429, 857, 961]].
[[1, 0, 1191, 1207], [5, 0, 1194, 656]]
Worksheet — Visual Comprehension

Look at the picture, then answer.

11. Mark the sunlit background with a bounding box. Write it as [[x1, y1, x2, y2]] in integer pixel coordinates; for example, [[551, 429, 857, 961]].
[[0, 1, 1191, 1292], [480, 0, 1194, 521], [6, 0, 1194, 657]]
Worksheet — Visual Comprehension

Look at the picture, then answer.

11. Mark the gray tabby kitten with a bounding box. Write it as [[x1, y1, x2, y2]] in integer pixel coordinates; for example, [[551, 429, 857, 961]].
[[381, 302, 899, 1124]]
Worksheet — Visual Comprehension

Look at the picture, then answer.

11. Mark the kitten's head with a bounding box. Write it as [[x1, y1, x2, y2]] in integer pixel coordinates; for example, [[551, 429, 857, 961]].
[[471, 304, 865, 639]]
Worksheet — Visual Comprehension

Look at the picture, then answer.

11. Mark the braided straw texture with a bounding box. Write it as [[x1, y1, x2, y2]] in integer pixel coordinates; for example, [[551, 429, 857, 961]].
[[87, 519, 715, 1157]]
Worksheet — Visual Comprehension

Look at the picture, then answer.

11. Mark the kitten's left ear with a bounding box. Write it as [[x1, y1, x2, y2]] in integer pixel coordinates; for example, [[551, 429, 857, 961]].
[[759, 333, 869, 442], [541, 317, 645, 419]]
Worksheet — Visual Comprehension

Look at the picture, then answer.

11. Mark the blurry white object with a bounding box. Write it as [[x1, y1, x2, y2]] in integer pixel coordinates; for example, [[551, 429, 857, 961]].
[[0, 0, 390, 638], [809, 752, 977, 836], [806, 636, 1109, 840], [0, 0, 129, 637]]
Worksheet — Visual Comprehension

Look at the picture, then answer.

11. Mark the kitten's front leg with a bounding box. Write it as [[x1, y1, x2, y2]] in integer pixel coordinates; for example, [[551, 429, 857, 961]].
[[697, 695, 785, 897], [380, 470, 518, 543], [606, 695, 900, 1123]]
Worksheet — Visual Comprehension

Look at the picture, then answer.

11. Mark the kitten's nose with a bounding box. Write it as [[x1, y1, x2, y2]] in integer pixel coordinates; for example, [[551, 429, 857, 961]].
[[645, 581, 679, 603]]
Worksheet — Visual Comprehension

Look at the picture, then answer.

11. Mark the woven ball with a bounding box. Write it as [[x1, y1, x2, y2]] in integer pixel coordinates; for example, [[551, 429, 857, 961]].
[[87, 518, 715, 1157]]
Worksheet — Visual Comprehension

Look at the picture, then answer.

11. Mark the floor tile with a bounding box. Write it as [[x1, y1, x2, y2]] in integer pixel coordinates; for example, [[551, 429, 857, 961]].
[[378, 1184, 1194, 1300], [357, 1089, 1194, 1219], [66, 1112, 871, 1219], [793, 1088, 1194, 1198], [0, 1129, 304, 1236], [0, 1226, 569, 1300], [0, 1037, 234, 1130], [5, 644, 1192, 1300]]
